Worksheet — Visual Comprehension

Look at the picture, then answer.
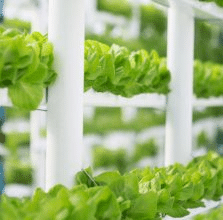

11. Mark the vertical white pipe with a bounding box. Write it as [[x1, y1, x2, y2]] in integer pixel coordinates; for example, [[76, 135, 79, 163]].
[[30, 110, 46, 189], [85, 0, 97, 33], [165, 1, 194, 166], [46, 0, 85, 190], [126, 0, 140, 39], [121, 107, 137, 122]]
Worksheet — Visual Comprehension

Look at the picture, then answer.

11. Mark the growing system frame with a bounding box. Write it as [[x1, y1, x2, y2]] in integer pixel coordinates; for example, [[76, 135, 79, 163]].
[[45, 0, 223, 196]]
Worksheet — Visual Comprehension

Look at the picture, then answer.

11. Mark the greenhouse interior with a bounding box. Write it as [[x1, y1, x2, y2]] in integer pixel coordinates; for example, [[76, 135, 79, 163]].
[[1, 0, 223, 219]]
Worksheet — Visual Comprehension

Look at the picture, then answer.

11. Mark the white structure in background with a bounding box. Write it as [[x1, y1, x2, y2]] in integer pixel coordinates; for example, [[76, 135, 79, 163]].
[[121, 107, 138, 122], [159, 0, 223, 166], [0, 144, 8, 162], [126, 0, 141, 39], [46, 0, 85, 190], [33, 0, 49, 33], [2, 120, 30, 133], [85, 0, 141, 38], [165, 1, 194, 165], [84, 106, 95, 120], [3, 0, 39, 30], [45, 0, 223, 188], [30, 111, 46, 189]]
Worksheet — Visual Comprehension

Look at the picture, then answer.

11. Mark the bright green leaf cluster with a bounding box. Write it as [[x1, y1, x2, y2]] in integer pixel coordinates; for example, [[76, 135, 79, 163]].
[[76, 151, 223, 219], [0, 152, 223, 219], [194, 60, 223, 98], [193, 204, 223, 220], [199, 0, 223, 7], [0, 184, 121, 220], [84, 40, 171, 97], [0, 27, 57, 110], [4, 158, 33, 185], [92, 138, 159, 174], [1, 18, 32, 33]]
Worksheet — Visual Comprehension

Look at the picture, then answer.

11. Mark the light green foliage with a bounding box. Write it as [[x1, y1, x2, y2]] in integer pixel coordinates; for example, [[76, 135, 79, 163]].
[[132, 138, 158, 163], [92, 138, 159, 173], [196, 130, 212, 149], [1, 152, 223, 219], [84, 40, 171, 97], [0, 28, 57, 110], [77, 151, 223, 219], [0, 184, 122, 220], [199, 0, 223, 7], [4, 107, 30, 120], [97, 0, 132, 18], [1, 18, 31, 33], [194, 60, 223, 98], [92, 146, 128, 174], [84, 108, 166, 135], [5, 132, 30, 153], [4, 157, 33, 185], [193, 204, 223, 220]]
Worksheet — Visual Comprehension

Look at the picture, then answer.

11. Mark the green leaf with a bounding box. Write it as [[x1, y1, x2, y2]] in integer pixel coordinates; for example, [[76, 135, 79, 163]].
[[74, 167, 96, 187], [21, 63, 47, 83], [191, 181, 204, 201], [17, 54, 33, 69], [127, 191, 158, 220], [166, 202, 190, 218], [8, 81, 44, 110], [183, 200, 205, 209], [122, 173, 139, 200], [175, 182, 194, 201], [0, 64, 17, 86], [88, 186, 121, 220]]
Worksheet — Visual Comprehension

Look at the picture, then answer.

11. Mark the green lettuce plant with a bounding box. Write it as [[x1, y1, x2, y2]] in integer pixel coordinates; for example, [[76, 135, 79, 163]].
[[193, 204, 223, 220], [0, 152, 223, 219], [76, 151, 223, 219], [84, 40, 171, 97], [0, 27, 57, 110], [194, 60, 223, 98], [199, 0, 223, 7]]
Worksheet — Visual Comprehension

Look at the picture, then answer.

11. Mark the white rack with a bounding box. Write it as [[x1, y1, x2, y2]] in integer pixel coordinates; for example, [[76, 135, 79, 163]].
[[0, 0, 222, 190], [46, 0, 223, 187], [3, 1, 223, 217]]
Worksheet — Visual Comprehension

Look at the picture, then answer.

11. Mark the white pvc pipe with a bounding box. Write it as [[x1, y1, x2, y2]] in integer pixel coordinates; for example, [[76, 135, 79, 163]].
[[165, 1, 194, 166], [30, 111, 46, 189], [121, 107, 137, 122], [46, 0, 85, 190]]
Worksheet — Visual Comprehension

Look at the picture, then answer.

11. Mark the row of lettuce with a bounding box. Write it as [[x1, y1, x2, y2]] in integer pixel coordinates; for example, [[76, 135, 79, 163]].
[[0, 27, 57, 110], [193, 204, 223, 220], [95, 1, 223, 64], [2, 27, 223, 110], [0, 151, 223, 219], [4, 106, 223, 185], [4, 121, 223, 185], [97, 0, 223, 19], [84, 40, 170, 97], [85, 40, 223, 99]]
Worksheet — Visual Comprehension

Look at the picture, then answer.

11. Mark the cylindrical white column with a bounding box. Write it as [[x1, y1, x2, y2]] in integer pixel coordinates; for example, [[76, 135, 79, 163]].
[[121, 107, 137, 122], [165, 1, 194, 166], [46, 0, 85, 190], [30, 110, 46, 189]]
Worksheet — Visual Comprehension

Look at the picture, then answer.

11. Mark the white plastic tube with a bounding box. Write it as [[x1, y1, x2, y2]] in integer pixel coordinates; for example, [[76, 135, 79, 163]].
[[30, 110, 46, 189], [46, 0, 85, 190], [165, 1, 194, 166]]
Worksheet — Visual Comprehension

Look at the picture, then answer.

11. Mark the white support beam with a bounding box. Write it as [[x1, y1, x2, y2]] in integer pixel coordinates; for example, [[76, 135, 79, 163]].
[[46, 0, 85, 190], [30, 110, 46, 189], [165, 0, 194, 166]]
